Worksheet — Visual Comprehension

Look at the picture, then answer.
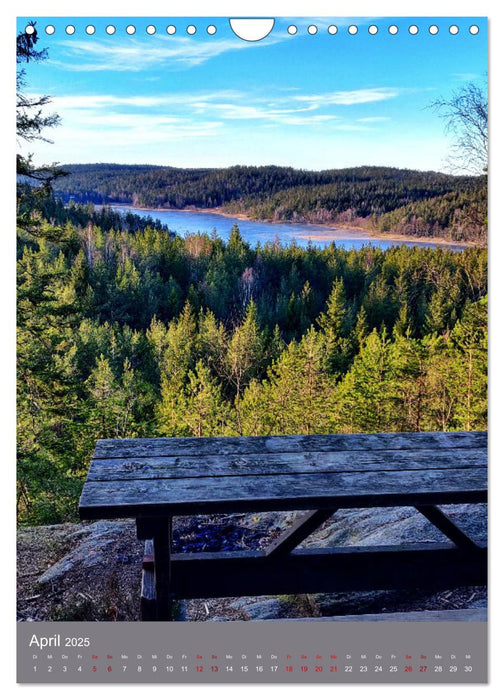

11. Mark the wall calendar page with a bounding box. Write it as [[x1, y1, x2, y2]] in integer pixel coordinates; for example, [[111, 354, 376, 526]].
[[15, 9, 488, 686]]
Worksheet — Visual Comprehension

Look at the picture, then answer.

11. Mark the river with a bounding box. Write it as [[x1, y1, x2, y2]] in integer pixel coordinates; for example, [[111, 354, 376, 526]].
[[111, 205, 466, 251]]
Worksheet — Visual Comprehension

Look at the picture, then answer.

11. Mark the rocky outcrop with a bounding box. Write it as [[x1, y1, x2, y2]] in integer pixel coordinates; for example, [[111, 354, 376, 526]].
[[17, 504, 487, 621]]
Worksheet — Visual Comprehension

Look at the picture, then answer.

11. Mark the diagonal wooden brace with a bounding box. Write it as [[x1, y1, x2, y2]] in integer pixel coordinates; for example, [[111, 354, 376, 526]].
[[416, 505, 480, 551], [266, 508, 337, 558]]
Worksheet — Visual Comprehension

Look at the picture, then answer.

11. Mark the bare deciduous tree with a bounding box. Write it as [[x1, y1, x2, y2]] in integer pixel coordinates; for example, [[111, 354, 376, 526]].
[[430, 81, 488, 175]]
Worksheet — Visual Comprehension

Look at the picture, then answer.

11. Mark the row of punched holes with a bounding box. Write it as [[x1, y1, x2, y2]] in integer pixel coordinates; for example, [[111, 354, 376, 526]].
[[26, 23, 481, 37]]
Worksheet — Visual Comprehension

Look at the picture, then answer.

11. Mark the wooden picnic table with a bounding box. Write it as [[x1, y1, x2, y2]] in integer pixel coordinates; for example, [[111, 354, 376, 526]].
[[79, 431, 487, 621]]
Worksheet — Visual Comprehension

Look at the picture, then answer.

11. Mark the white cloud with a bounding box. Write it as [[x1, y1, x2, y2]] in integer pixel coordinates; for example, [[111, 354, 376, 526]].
[[25, 90, 226, 148], [44, 117, 223, 148], [190, 101, 320, 122], [46, 90, 243, 111], [333, 124, 373, 132], [51, 34, 284, 72], [278, 114, 335, 126], [39, 89, 342, 132], [51, 94, 172, 109], [32, 84, 400, 143], [356, 116, 391, 123], [294, 87, 400, 107], [453, 72, 483, 82]]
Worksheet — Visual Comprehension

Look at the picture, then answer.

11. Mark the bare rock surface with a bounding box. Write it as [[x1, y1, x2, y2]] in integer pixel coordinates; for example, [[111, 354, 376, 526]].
[[17, 504, 487, 622]]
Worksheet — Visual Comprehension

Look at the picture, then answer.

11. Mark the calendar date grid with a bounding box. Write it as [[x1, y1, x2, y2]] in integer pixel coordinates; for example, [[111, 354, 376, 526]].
[[30, 648, 476, 678]]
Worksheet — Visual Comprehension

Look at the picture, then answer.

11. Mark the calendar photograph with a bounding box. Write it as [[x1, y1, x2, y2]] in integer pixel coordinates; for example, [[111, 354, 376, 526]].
[[16, 15, 487, 683]]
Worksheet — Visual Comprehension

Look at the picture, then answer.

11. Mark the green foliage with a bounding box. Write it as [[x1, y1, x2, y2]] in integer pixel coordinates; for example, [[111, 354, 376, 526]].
[[261, 327, 338, 435], [184, 361, 231, 438], [336, 328, 398, 432], [17, 210, 487, 525]]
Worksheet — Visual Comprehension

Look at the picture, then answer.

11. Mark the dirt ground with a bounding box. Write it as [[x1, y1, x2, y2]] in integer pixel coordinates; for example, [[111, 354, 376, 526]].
[[17, 522, 142, 621]]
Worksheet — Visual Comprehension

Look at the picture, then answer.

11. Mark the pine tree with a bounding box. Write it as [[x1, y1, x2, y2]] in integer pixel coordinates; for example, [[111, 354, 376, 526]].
[[225, 300, 264, 434], [161, 301, 198, 380], [353, 305, 368, 351], [449, 297, 487, 430], [362, 275, 398, 332], [266, 327, 336, 435], [198, 308, 227, 380], [165, 275, 183, 318], [185, 361, 229, 437], [392, 301, 413, 339], [153, 303, 200, 436], [115, 257, 142, 324], [424, 335, 459, 431], [317, 276, 352, 374], [85, 355, 119, 437], [156, 372, 189, 437], [336, 327, 398, 433], [17, 24, 60, 177], [298, 280, 315, 333], [227, 224, 251, 268], [203, 257, 234, 319], [116, 359, 142, 438], [240, 379, 272, 436], [267, 324, 286, 363], [146, 316, 169, 378], [318, 277, 346, 339], [389, 333, 430, 431], [425, 285, 452, 335]]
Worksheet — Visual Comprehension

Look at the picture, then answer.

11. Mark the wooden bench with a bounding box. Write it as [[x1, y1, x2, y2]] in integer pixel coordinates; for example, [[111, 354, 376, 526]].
[[78, 431, 487, 621]]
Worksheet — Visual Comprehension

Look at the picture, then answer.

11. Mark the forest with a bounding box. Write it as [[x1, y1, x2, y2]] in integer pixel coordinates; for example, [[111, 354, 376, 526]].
[[54, 163, 487, 243], [18, 200, 487, 525]]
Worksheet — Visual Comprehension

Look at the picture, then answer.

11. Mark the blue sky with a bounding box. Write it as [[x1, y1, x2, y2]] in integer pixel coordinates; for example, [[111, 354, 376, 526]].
[[17, 16, 487, 172]]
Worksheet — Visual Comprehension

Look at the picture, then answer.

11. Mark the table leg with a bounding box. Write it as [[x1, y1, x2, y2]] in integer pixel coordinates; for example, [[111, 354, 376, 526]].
[[147, 517, 173, 621]]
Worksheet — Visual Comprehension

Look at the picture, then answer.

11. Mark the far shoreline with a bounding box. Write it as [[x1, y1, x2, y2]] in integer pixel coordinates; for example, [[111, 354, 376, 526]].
[[106, 202, 480, 248]]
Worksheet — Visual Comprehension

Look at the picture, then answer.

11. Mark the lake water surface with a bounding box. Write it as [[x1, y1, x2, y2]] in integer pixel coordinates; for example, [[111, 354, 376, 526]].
[[113, 205, 465, 251]]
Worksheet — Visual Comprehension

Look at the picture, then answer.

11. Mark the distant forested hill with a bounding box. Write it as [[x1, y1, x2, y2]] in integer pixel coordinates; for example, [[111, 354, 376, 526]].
[[54, 164, 487, 243]]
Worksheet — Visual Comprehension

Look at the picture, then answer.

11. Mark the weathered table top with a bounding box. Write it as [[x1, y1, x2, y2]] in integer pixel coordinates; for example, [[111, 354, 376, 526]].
[[78, 431, 487, 520]]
